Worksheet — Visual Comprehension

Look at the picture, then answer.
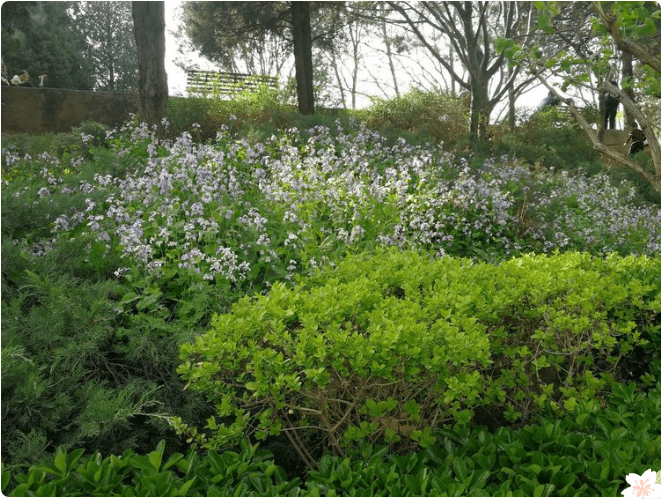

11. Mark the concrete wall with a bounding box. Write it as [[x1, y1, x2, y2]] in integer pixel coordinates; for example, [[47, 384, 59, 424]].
[[602, 129, 630, 155], [1, 86, 137, 134]]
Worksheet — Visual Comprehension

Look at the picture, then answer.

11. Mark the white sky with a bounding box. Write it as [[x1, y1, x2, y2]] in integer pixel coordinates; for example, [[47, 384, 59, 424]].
[[164, 2, 193, 97], [163, 1, 549, 114]]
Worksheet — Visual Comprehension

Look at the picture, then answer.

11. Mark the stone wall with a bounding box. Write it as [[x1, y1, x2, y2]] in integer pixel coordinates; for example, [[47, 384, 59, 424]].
[[599, 128, 654, 168], [1, 86, 137, 134], [602, 129, 630, 155]]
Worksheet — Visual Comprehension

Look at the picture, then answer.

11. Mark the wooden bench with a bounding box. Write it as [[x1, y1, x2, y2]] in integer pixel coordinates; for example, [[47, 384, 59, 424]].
[[186, 70, 278, 96]]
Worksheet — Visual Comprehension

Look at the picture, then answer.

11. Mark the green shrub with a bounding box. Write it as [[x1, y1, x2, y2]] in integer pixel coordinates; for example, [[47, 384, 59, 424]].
[[166, 83, 299, 143], [0, 266, 162, 466], [306, 381, 661, 496], [609, 158, 661, 206], [1, 121, 110, 174], [358, 89, 470, 148], [166, 96, 213, 139], [491, 107, 603, 175], [1, 232, 216, 474], [175, 249, 660, 465]]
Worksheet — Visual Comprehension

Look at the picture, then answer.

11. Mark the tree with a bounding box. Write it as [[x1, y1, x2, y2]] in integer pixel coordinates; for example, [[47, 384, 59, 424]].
[[385, 1, 537, 144], [380, 5, 402, 98], [181, 2, 348, 115], [178, 2, 290, 76], [1, 1, 94, 89], [326, 8, 368, 109], [132, 1, 168, 128], [70, 2, 138, 92], [499, 1, 661, 195], [306, 2, 375, 109], [291, 2, 315, 114]]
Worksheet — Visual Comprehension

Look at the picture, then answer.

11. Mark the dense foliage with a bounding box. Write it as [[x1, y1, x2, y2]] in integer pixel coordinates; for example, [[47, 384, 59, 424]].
[[176, 249, 660, 462], [70, 2, 138, 92], [3, 381, 661, 496], [2, 96, 661, 495], [1, 2, 94, 90], [357, 89, 470, 150], [497, 1, 661, 196]]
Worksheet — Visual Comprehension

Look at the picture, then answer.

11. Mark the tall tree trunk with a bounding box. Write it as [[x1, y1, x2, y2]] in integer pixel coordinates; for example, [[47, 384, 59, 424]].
[[381, 13, 399, 98], [597, 85, 606, 142], [290, 1, 314, 115], [330, 49, 347, 109], [349, 23, 360, 110], [507, 83, 516, 129], [132, 1, 168, 129], [469, 78, 490, 144], [458, 3, 490, 144], [105, 9, 115, 90], [621, 51, 635, 128]]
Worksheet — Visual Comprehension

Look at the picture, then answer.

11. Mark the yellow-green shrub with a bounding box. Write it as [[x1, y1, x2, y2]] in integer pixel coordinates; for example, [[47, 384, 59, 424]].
[[175, 249, 660, 463], [359, 89, 469, 148]]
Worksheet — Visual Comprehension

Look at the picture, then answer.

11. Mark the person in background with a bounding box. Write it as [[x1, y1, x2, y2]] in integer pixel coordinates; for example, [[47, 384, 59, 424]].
[[624, 121, 647, 156], [604, 81, 620, 130], [539, 91, 561, 110]]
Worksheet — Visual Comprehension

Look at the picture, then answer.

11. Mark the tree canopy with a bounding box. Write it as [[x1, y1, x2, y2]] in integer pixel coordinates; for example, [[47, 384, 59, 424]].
[[498, 1, 661, 194], [1, 1, 94, 89], [181, 2, 353, 114], [384, 1, 538, 143], [70, 1, 138, 92]]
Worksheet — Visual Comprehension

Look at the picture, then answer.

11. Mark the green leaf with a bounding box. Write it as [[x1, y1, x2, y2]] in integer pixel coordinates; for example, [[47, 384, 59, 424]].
[[264, 463, 278, 478], [403, 399, 421, 421], [471, 469, 490, 490], [148, 440, 165, 471], [634, 421, 651, 434], [35, 483, 57, 496], [178, 478, 197, 496], [575, 413, 589, 426], [2, 467, 10, 493], [601, 464, 610, 481], [69, 448, 85, 471], [53, 450, 68, 474], [163, 452, 184, 471], [634, 18, 657, 37], [610, 427, 628, 440], [119, 292, 140, 306], [528, 464, 542, 475], [130, 455, 156, 474]]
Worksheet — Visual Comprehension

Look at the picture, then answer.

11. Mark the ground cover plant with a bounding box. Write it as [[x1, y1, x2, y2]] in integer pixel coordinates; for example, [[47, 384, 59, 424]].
[[2, 102, 661, 495], [3, 381, 661, 496]]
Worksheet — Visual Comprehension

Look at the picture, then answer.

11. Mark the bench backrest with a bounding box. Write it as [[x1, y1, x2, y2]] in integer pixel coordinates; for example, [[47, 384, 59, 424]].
[[187, 70, 278, 95]]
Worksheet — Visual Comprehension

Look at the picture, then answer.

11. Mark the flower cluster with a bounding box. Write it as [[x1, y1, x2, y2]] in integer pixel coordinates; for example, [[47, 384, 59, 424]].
[[7, 118, 661, 290]]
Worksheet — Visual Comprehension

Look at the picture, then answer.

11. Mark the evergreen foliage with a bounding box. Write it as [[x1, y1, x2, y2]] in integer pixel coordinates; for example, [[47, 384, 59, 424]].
[[2, 90, 661, 496], [1, 2, 94, 89], [70, 2, 138, 92], [176, 249, 660, 462], [3, 382, 661, 496]]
